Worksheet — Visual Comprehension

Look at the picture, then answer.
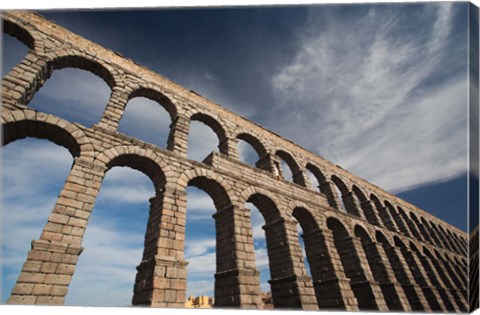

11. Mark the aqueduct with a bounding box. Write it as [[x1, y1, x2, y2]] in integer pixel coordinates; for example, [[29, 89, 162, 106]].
[[1, 10, 471, 311]]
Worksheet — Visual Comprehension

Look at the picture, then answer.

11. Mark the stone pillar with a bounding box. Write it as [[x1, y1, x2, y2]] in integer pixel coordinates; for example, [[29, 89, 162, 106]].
[[132, 188, 188, 307], [381, 245, 431, 311], [423, 251, 468, 312], [1, 51, 49, 109], [439, 256, 468, 300], [302, 229, 358, 311], [318, 182, 340, 210], [255, 154, 274, 172], [213, 205, 261, 308], [341, 192, 364, 218], [360, 200, 381, 226], [96, 86, 129, 131], [166, 114, 190, 158], [218, 137, 239, 160], [362, 241, 411, 311], [389, 209, 411, 237], [397, 247, 448, 312], [374, 204, 397, 232], [350, 237, 388, 311], [263, 218, 318, 310], [292, 170, 308, 188], [7, 158, 105, 305], [411, 250, 460, 312]]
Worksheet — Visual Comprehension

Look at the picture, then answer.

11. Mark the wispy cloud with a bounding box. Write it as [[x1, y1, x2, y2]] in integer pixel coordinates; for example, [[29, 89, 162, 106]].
[[271, 3, 468, 193]]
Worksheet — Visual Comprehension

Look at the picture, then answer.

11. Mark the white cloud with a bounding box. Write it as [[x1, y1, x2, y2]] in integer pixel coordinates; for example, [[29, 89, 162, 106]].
[[271, 3, 468, 193], [185, 238, 216, 258]]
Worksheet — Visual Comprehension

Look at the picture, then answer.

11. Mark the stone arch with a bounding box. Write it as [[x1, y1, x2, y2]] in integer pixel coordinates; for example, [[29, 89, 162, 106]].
[[305, 163, 338, 209], [434, 249, 467, 290], [384, 203, 410, 236], [2, 19, 35, 50], [423, 246, 467, 311], [177, 168, 234, 212], [127, 86, 178, 120], [376, 231, 426, 311], [243, 190, 316, 309], [410, 212, 432, 243], [2, 109, 93, 160], [355, 226, 407, 311], [422, 217, 443, 247], [446, 230, 464, 255], [327, 217, 381, 310], [397, 207, 420, 240], [47, 54, 117, 89], [331, 176, 361, 217], [437, 225, 456, 253], [189, 112, 229, 156], [394, 236, 444, 311], [370, 194, 396, 230], [236, 132, 268, 161], [431, 222, 452, 251], [274, 150, 306, 186], [352, 186, 379, 225], [95, 146, 175, 194]]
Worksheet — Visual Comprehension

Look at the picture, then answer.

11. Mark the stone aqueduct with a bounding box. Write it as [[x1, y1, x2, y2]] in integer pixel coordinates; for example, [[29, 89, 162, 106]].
[[1, 10, 471, 311]]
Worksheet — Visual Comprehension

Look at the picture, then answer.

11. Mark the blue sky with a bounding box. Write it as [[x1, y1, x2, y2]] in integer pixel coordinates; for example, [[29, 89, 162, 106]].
[[1, 2, 473, 307]]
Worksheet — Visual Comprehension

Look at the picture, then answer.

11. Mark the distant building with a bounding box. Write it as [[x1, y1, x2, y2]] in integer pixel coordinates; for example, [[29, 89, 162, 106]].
[[185, 295, 214, 308], [261, 291, 273, 309]]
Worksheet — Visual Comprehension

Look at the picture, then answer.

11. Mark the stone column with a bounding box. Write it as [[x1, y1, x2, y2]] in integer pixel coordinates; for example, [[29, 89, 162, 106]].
[[318, 182, 340, 210], [263, 217, 318, 310], [374, 204, 397, 232], [423, 251, 468, 312], [397, 247, 448, 312], [359, 200, 381, 226], [2, 51, 49, 109], [132, 188, 188, 307], [96, 85, 129, 131], [166, 114, 190, 158], [381, 245, 431, 311], [218, 137, 239, 160], [302, 229, 358, 311], [213, 205, 261, 308], [7, 158, 105, 305], [292, 170, 308, 188], [439, 256, 468, 300], [411, 250, 460, 312], [350, 237, 388, 311], [255, 154, 274, 172], [390, 209, 411, 237], [341, 192, 364, 219], [361, 241, 411, 311]]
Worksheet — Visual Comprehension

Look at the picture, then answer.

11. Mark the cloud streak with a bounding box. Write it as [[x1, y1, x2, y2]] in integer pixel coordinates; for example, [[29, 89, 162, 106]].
[[271, 3, 468, 193]]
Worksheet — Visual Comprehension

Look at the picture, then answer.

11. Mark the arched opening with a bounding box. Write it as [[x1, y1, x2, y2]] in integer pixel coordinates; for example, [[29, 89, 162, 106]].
[[354, 226, 404, 311], [431, 223, 452, 251], [184, 186, 216, 303], [376, 232, 424, 311], [291, 208, 314, 281], [423, 247, 467, 311], [2, 20, 32, 77], [423, 218, 443, 247], [1, 138, 73, 303], [236, 133, 266, 169], [188, 113, 226, 162], [28, 66, 111, 128], [438, 225, 456, 253], [327, 217, 379, 310], [409, 242, 457, 311], [65, 166, 154, 306], [246, 201, 273, 308], [370, 194, 396, 231], [118, 89, 175, 148], [331, 176, 361, 217], [274, 150, 305, 186], [384, 202, 410, 236], [398, 207, 422, 240], [434, 250, 467, 291], [410, 212, 432, 243], [352, 186, 379, 225], [394, 237, 443, 311]]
